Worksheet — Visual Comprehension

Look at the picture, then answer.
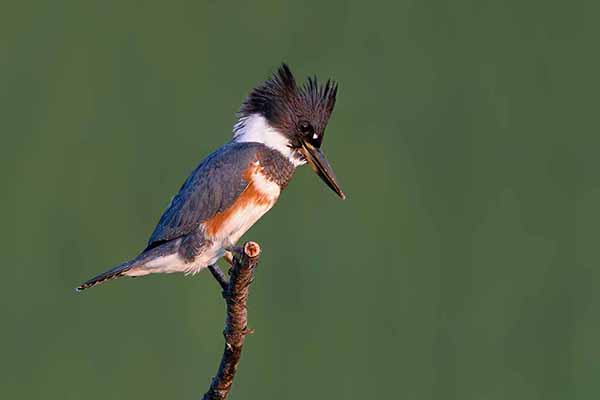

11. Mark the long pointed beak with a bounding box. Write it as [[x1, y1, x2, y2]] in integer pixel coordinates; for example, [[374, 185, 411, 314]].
[[300, 141, 346, 200]]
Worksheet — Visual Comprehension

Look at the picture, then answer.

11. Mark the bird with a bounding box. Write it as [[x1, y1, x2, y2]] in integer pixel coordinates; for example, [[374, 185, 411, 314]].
[[76, 63, 345, 291]]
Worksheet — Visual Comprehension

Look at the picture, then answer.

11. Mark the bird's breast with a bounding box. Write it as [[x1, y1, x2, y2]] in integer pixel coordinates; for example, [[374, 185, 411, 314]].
[[202, 161, 280, 246]]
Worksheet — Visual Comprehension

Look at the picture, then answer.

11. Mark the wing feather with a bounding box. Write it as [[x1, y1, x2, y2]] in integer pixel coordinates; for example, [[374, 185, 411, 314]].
[[145, 142, 263, 250]]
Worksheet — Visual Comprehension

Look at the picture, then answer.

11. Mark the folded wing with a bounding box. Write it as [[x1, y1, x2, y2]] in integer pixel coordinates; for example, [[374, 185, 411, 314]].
[[145, 142, 264, 250]]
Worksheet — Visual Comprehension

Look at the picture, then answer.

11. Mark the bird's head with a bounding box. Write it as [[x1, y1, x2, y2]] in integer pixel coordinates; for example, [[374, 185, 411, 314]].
[[233, 63, 345, 200]]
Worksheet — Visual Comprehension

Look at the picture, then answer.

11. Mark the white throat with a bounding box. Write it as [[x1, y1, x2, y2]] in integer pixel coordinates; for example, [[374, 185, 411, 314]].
[[232, 114, 306, 167]]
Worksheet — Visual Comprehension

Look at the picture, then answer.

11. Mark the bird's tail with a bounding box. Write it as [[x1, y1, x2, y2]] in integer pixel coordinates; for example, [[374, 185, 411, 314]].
[[75, 260, 134, 292], [76, 242, 181, 292]]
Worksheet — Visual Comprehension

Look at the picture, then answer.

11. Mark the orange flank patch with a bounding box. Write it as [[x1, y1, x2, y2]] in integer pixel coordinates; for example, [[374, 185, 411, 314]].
[[203, 162, 277, 238]]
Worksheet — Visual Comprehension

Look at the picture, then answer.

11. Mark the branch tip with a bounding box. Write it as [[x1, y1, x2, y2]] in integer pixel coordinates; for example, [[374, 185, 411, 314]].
[[243, 242, 260, 258]]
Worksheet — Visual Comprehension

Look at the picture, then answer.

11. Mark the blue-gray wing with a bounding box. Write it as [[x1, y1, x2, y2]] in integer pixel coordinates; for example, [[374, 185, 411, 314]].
[[145, 142, 264, 250]]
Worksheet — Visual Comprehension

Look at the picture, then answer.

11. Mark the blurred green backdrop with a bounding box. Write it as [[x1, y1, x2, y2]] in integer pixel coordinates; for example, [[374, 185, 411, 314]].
[[2, 1, 599, 399]]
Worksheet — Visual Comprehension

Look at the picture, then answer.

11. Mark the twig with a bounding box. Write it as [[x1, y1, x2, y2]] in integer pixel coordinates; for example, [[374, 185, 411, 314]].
[[208, 264, 229, 291], [202, 241, 261, 400]]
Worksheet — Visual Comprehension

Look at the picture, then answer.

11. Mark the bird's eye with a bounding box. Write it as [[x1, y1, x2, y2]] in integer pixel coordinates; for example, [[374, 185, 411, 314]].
[[298, 121, 314, 135]]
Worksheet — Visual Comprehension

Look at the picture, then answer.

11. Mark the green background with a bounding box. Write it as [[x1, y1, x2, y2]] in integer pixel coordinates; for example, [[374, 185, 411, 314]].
[[2, 1, 599, 399]]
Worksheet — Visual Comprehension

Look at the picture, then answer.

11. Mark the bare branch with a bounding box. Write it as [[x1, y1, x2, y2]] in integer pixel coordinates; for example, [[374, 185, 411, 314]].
[[208, 264, 229, 291], [202, 241, 261, 400]]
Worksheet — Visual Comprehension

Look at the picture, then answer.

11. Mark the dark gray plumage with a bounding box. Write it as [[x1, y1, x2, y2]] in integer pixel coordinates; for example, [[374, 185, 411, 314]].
[[147, 142, 262, 250]]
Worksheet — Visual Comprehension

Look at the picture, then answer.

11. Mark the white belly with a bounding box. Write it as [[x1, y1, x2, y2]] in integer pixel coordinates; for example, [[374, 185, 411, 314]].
[[215, 201, 275, 248]]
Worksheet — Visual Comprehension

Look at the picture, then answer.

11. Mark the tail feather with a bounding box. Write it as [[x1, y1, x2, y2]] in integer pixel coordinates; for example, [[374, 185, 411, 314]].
[[76, 242, 181, 292], [76, 261, 134, 292]]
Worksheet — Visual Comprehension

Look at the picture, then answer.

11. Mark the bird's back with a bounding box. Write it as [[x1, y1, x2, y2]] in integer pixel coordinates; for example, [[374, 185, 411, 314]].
[[146, 141, 295, 252]]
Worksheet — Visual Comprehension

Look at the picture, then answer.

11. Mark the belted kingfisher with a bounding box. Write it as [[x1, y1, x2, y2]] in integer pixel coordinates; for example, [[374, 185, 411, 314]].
[[77, 64, 344, 291]]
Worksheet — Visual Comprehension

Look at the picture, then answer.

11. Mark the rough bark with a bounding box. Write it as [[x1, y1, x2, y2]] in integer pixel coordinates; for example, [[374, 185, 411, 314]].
[[202, 241, 261, 400]]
